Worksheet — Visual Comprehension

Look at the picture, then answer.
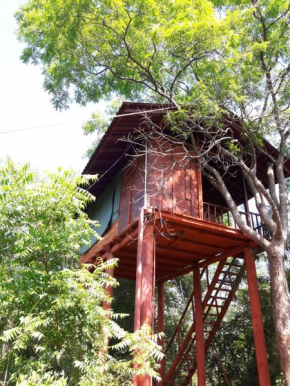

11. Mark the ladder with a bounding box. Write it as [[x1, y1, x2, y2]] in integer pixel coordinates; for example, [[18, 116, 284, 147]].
[[164, 256, 245, 385]]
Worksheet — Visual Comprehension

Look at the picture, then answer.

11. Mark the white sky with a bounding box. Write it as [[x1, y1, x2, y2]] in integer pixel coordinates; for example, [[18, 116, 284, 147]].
[[0, 0, 100, 173]]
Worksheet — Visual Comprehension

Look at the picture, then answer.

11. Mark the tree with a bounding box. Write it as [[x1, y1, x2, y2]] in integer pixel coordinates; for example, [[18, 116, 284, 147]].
[[0, 160, 162, 385], [15, 0, 290, 381]]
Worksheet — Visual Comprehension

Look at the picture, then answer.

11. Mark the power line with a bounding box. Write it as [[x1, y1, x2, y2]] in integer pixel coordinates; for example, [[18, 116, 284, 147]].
[[0, 106, 175, 135], [87, 143, 132, 191], [0, 120, 86, 135]]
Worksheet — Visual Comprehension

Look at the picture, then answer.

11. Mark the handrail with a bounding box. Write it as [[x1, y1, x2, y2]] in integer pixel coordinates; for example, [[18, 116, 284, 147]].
[[202, 202, 266, 236], [203, 202, 230, 213], [165, 290, 194, 355], [164, 267, 207, 355]]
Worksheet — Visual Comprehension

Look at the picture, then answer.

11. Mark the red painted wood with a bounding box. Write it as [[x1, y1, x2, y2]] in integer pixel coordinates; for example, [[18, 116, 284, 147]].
[[139, 220, 155, 386], [165, 257, 246, 384], [103, 247, 114, 352], [119, 158, 145, 235], [140, 221, 155, 328], [131, 160, 146, 221], [133, 211, 155, 386], [134, 209, 145, 332], [194, 267, 206, 386], [148, 140, 173, 211], [165, 288, 194, 355], [164, 319, 196, 383], [133, 209, 145, 386], [119, 171, 131, 234], [103, 246, 114, 310], [244, 248, 271, 386], [157, 282, 165, 386], [147, 139, 200, 217]]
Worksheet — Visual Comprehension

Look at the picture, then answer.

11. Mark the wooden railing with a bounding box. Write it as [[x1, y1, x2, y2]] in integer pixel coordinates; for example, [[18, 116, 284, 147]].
[[203, 202, 266, 236]]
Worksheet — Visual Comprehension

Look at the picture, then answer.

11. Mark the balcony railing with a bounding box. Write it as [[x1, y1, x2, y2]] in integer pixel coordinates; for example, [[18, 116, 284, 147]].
[[203, 202, 267, 236]]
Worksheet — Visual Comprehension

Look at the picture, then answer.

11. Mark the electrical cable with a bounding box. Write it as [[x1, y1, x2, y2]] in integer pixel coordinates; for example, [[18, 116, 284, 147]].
[[87, 143, 132, 191], [0, 106, 175, 135]]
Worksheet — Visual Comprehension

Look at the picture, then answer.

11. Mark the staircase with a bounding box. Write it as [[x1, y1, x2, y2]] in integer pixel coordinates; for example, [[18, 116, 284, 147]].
[[164, 256, 245, 385]]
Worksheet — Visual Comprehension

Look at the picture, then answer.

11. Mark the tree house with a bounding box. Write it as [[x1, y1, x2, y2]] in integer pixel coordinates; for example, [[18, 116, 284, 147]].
[[80, 102, 280, 386]]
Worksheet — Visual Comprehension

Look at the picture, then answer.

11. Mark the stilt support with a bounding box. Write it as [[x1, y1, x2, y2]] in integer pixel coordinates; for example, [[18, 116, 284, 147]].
[[134, 209, 145, 333], [103, 246, 114, 309], [194, 267, 206, 386], [140, 220, 155, 328], [244, 248, 271, 386], [133, 210, 155, 386], [102, 246, 114, 354], [157, 282, 165, 386]]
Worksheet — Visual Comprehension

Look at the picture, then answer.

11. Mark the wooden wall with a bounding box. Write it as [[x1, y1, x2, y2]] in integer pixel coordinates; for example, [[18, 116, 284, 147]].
[[147, 139, 201, 217], [118, 156, 145, 235], [118, 138, 202, 235]]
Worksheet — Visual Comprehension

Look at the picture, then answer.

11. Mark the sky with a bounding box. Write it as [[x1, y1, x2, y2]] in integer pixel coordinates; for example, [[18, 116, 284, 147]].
[[0, 0, 100, 173]]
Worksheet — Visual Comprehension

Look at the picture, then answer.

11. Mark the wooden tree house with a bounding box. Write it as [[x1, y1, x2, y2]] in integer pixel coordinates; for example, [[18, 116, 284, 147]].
[[80, 102, 286, 386]]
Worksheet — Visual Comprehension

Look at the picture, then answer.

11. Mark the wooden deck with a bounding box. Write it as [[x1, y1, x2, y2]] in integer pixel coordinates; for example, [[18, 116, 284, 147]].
[[80, 207, 258, 281]]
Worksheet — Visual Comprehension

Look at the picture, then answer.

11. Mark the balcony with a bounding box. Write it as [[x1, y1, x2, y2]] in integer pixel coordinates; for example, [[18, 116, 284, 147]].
[[202, 202, 266, 236]]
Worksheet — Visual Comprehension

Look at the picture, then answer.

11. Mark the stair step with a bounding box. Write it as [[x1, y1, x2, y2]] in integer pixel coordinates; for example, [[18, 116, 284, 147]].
[[221, 271, 238, 276], [214, 287, 232, 292], [224, 262, 242, 267], [213, 296, 229, 300], [207, 303, 223, 308], [217, 279, 233, 285], [209, 294, 229, 300]]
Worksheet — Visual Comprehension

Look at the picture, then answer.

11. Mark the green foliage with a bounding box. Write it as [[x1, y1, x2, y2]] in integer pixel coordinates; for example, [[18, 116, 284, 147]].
[[163, 275, 193, 366], [16, 0, 290, 145], [113, 279, 135, 334], [205, 270, 285, 385], [15, 0, 227, 109], [162, 268, 286, 385], [0, 160, 98, 270], [0, 161, 162, 385]]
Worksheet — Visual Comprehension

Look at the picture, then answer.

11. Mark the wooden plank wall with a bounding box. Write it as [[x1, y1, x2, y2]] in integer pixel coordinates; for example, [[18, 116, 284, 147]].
[[118, 138, 202, 235], [118, 156, 145, 234], [147, 139, 201, 217]]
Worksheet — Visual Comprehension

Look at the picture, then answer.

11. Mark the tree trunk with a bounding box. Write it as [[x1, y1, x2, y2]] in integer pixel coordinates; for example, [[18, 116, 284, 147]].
[[267, 246, 290, 385]]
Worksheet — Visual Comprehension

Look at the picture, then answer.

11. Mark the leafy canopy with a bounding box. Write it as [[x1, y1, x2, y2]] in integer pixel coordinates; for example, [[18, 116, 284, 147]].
[[16, 0, 290, 146], [0, 161, 162, 385], [16, 0, 227, 108]]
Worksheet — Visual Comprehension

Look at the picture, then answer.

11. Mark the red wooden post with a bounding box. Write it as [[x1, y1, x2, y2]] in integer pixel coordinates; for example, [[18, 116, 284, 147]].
[[133, 209, 145, 386], [140, 220, 155, 386], [103, 246, 114, 313], [244, 248, 271, 386], [157, 282, 165, 386], [134, 210, 155, 386], [104, 246, 114, 304], [140, 221, 155, 328], [194, 267, 206, 386], [102, 246, 114, 354], [134, 208, 145, 332]]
